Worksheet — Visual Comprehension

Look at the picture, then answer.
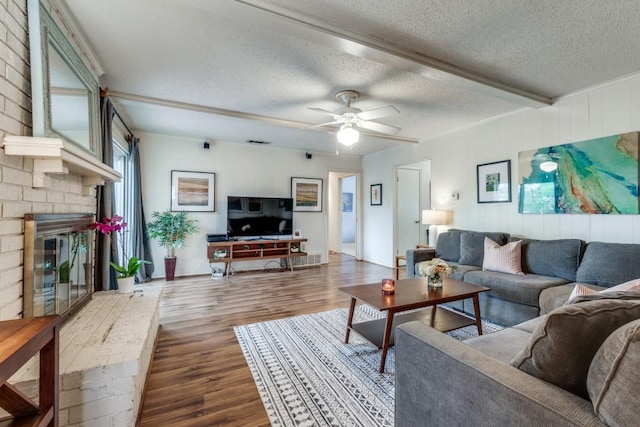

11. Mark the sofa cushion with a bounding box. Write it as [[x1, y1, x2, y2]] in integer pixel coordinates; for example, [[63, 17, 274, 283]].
[[483, 238, 524, 275], [464, 327, 531, 363], [458, 231, 510, 267], [539, 283, 605, 315], [519, 238, 583, 281], [510, 299, 640, 399], [511, 316, 545, 334], [445, 262, 480, 281], [588, 319, 640, 426], [576, 242, 640, 287], [434, 229, 464, 262], [464, 270, 568, 306]]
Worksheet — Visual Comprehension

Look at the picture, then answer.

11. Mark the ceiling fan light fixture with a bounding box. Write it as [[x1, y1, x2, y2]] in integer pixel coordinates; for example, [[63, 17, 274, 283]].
[[337, 124, 359, 146]]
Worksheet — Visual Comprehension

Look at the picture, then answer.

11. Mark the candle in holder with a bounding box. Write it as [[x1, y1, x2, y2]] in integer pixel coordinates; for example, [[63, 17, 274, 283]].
[[381, 278, 395, 295]]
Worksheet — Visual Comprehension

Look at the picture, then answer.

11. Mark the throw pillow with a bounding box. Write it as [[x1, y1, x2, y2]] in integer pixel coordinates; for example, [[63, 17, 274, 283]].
[[567, 284, 598, 301], [566, 278, 640, 304], [510, 299, 640, 399], [458, 231, 510, 267], [587, 319, 640, 426], [482, 237, 524, 276], [606, 277, 640, 292]]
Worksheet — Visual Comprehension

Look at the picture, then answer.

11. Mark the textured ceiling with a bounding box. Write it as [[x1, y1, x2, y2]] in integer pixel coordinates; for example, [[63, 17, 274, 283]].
[[61, 0, 640, 156]]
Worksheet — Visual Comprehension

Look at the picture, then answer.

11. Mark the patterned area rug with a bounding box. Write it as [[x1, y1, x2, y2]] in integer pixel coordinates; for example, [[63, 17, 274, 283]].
[[234, 306, 502, 426]]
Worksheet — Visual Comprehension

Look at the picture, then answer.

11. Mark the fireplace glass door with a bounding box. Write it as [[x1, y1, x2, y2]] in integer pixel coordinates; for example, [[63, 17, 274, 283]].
[[25, 213, 94, 318]]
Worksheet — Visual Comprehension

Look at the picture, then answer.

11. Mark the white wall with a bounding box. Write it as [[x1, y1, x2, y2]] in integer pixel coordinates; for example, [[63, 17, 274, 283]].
[[363, 73, 640, 268], [139, 133, 361, 278]]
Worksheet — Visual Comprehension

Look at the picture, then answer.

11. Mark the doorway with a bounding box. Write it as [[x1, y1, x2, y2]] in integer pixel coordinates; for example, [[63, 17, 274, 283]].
[[328, 171, 360, 260], [395, 160, 431, 257], [340, 175, 356, 257]]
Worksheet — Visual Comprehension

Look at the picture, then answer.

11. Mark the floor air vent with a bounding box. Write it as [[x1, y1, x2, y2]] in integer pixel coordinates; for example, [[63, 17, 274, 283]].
[[292, 253, 321, 267]]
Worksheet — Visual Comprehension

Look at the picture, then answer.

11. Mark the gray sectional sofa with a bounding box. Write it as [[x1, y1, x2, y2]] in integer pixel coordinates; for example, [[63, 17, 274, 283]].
[[405, 229, 640, 326], [396, 298, 640, 426], [397, 229, 640, 426]]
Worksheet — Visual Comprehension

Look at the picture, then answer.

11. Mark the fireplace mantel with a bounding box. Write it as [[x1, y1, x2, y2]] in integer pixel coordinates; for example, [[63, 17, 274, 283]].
[[2, 135, 121, 190]]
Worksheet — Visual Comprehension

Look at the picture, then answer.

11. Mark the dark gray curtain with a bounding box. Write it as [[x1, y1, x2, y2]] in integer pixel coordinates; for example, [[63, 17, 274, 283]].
[[96, 95, 118, 291], [129, 137, 154, 281]]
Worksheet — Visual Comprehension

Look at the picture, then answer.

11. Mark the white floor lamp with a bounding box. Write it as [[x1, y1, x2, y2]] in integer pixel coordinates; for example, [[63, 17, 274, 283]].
[[421, 209, 448, 247]]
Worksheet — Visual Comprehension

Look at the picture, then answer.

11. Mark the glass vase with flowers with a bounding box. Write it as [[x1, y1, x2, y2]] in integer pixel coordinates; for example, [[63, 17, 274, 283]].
[[418, 258, 456, 288]]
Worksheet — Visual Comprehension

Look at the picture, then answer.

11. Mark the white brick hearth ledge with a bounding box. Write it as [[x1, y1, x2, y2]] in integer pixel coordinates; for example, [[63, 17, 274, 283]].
[[10, 283, 163, 426]]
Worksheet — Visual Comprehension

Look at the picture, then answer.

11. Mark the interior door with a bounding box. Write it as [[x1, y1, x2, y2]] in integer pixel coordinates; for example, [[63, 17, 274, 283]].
[[396, 168, 421, 256]]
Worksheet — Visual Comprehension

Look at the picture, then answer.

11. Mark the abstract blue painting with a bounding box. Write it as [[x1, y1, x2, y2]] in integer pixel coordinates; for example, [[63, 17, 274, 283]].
[[518, 132, 639, 214]]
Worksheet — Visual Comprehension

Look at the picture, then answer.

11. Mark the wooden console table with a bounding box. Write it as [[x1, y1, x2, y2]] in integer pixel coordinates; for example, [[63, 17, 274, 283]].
[[207, 238, 308, 275], [0, 315, 61, 427]]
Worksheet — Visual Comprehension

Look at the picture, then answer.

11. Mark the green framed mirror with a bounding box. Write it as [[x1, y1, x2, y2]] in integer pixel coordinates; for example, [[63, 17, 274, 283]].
[[27, 0, 101, 158]]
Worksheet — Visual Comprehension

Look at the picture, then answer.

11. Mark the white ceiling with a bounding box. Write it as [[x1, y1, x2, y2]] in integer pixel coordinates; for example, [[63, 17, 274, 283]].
[[60, 0, 640, 156]]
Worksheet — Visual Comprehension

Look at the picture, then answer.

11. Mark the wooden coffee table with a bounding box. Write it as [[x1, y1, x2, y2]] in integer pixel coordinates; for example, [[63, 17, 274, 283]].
[[340, 277, 490, 372]]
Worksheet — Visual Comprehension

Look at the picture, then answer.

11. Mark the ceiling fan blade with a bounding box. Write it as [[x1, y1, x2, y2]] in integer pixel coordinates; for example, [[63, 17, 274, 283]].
[[358, 120, 401, 135], [308, 120, 342, 129], [357, 105, 399, 121], [308, 107, 341, 120]]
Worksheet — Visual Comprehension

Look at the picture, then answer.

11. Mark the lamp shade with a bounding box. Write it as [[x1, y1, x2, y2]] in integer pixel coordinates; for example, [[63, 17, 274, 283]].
[[337, 124, 359, 146], [421, 209, 448, 225]]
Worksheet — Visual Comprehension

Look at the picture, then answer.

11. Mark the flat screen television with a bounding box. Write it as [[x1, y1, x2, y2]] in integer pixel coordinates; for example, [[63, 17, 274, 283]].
[[226, 196, 294, 239]]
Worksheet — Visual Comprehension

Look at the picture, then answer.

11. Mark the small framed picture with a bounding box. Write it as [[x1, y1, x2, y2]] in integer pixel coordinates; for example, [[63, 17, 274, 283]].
[[293, 229, 302, 238], [291, 177, 323, 212], [477, 160, 511, 203], [171, 170, 215, 211], [370, 183, 382, 206], [342, 192, 353, 212]]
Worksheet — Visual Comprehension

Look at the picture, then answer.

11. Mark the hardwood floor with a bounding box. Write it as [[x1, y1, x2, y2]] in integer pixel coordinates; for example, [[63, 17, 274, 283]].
[[138, 254, 394, 426]]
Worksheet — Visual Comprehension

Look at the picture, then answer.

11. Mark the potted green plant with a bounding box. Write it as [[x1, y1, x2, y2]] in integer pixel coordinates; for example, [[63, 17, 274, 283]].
[[146, 211, 199, 281], [90, 215, 151, 293]]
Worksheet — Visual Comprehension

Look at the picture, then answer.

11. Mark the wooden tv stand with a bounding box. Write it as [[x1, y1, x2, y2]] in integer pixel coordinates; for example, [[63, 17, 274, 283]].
[[207, 238, 308, 275]]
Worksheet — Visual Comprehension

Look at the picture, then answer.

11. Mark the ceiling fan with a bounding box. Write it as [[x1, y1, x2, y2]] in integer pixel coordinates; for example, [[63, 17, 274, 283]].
[[309, 90, 401, 147]]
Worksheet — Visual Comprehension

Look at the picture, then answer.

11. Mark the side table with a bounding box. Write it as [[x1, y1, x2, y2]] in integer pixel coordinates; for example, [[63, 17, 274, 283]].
[[394, 245, 431, 279], [0, 315, 61, 427], [393, 255, 406, 280]]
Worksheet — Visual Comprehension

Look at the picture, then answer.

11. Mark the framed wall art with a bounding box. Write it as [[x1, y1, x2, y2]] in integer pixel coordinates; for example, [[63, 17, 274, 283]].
[[342, 192, 353, 212], [477, 160, 511, 203], [291, 177, 323, 212], [370, 183, 382, 206], [518, 132, 639, 214], [171, 170, 215, 211]]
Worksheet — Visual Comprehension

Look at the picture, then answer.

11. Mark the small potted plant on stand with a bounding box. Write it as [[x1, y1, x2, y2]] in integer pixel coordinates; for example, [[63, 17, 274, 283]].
[[146, 211, 199, 281], [90, 215, 151, 293]]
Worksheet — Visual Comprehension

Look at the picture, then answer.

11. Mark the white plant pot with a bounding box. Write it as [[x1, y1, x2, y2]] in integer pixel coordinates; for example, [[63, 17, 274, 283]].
[[117, 276, 135, 293]]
